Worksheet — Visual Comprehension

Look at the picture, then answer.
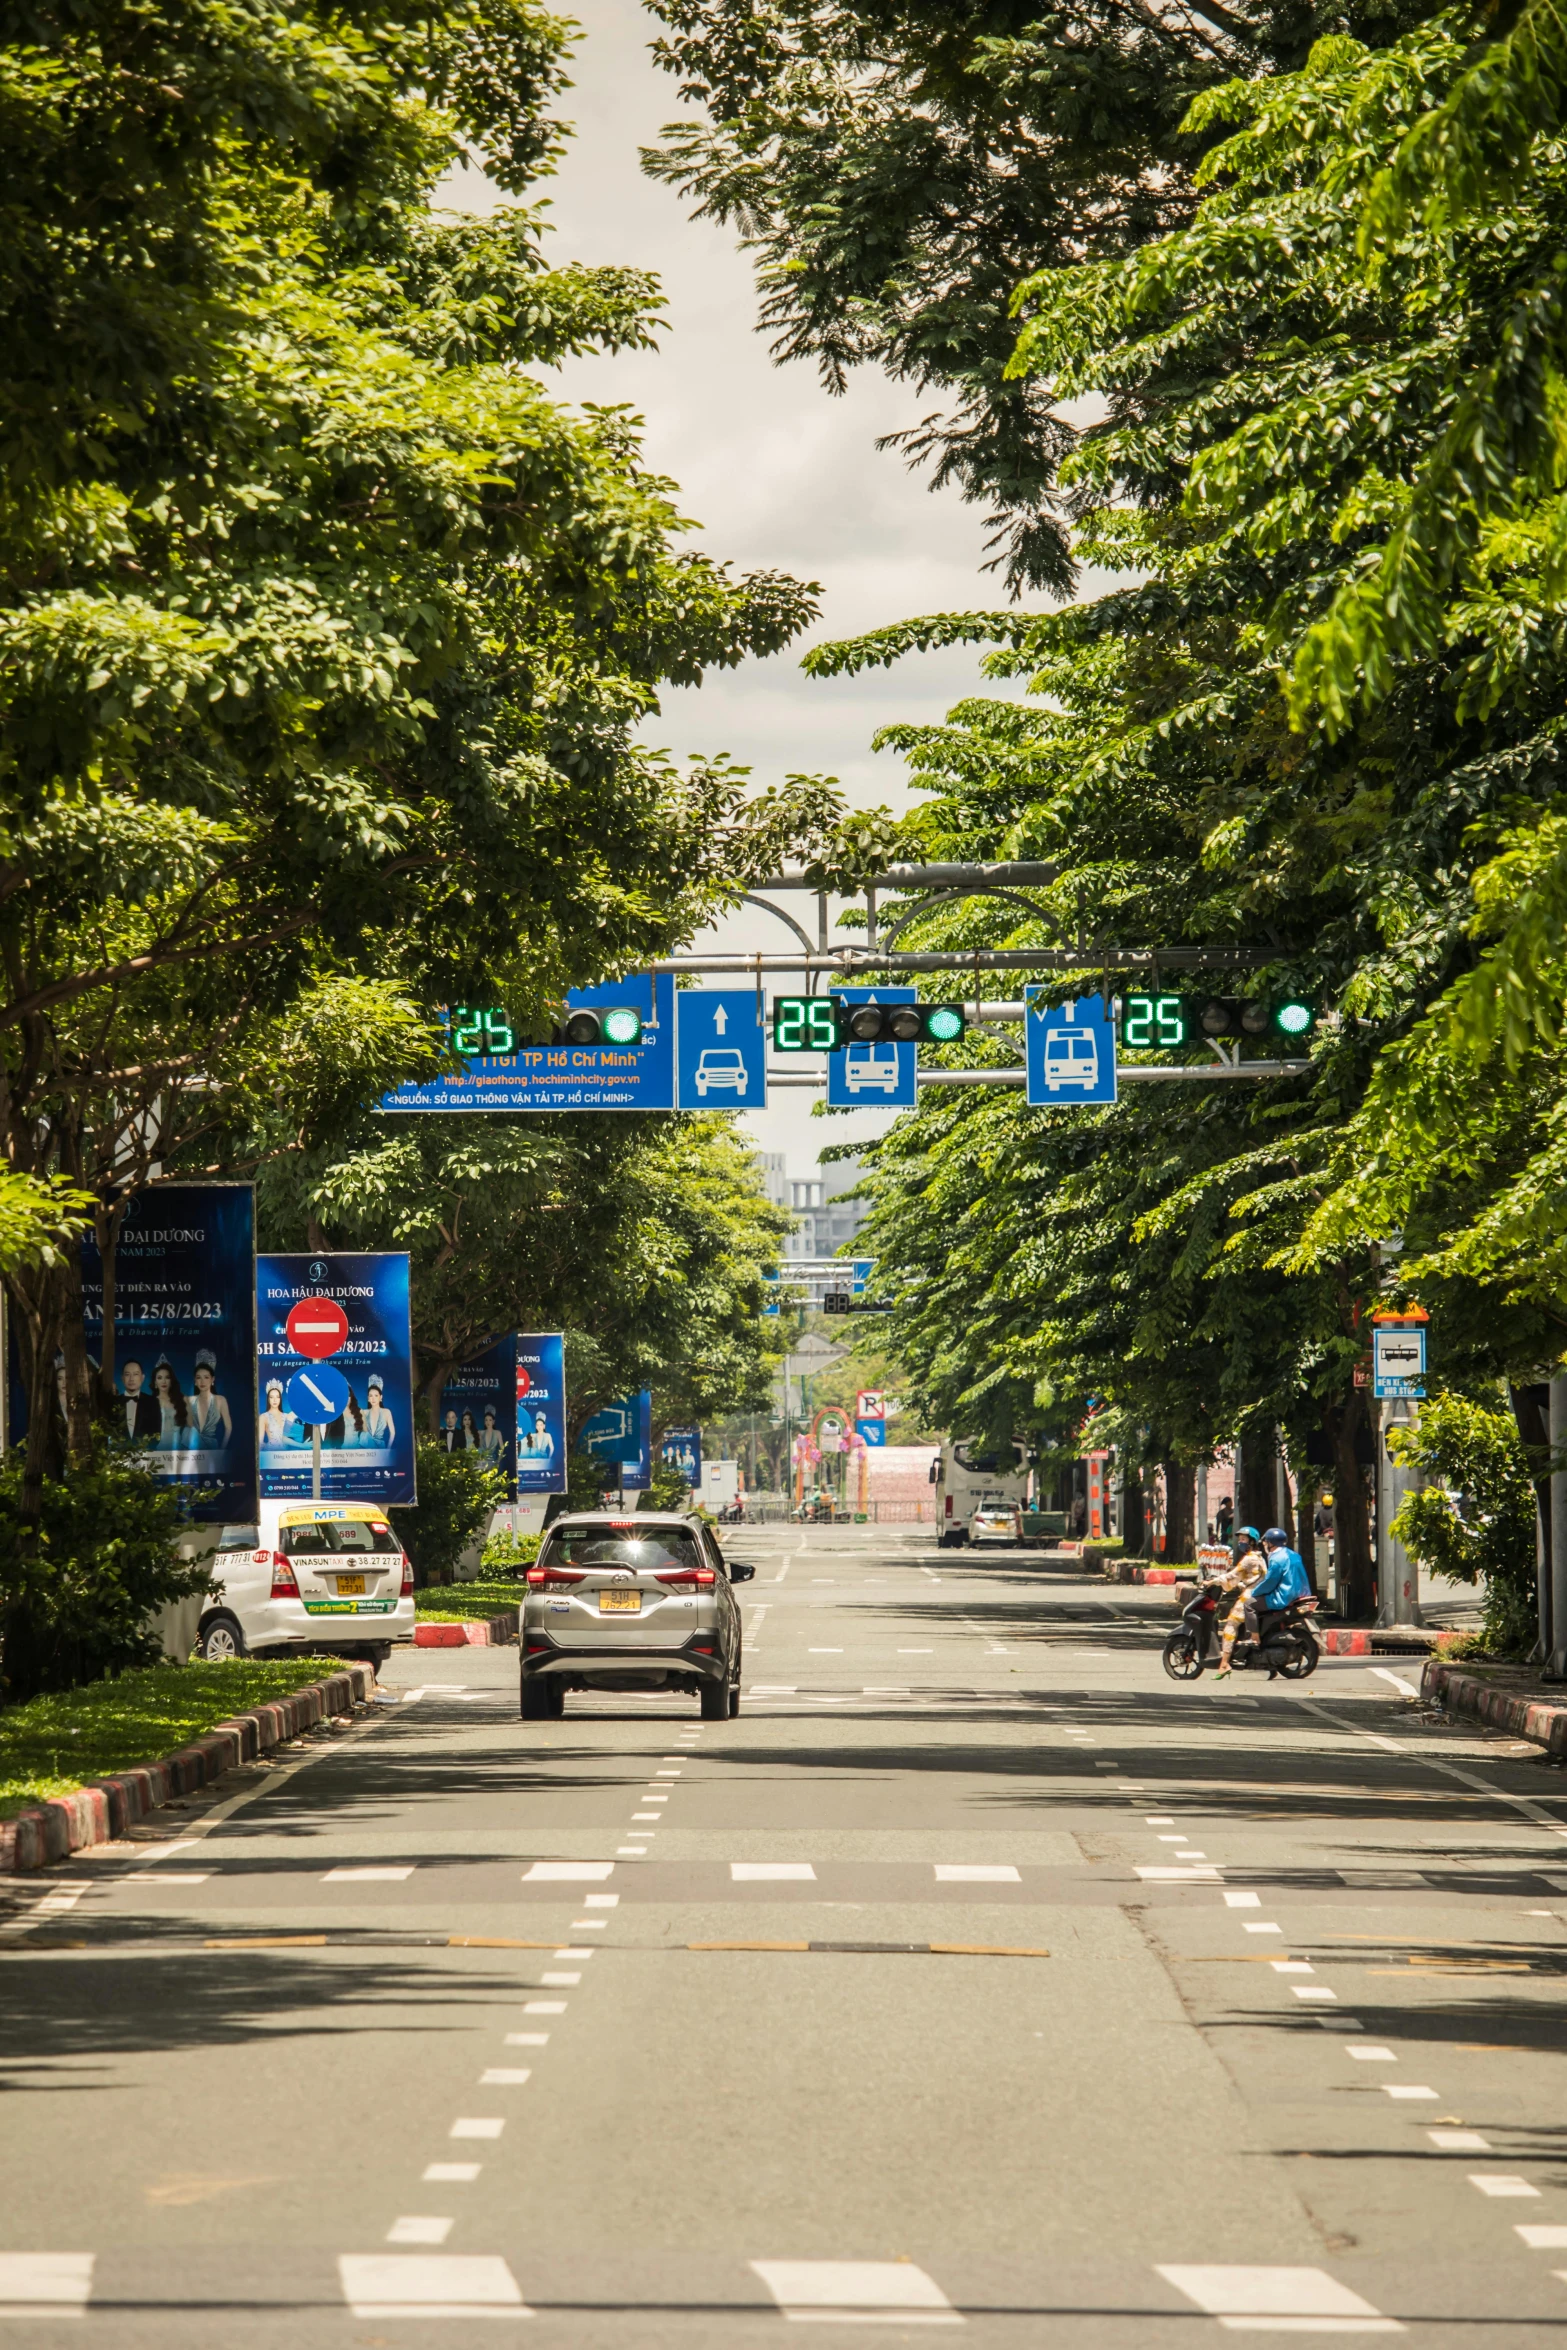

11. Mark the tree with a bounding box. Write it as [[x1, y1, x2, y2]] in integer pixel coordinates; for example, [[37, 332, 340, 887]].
[[1388, 1391, 1537, 1650]]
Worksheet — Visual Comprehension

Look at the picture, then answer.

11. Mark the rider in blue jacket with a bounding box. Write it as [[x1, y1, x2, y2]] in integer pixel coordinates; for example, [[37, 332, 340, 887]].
[[1254, 1528, 1311, 1613]]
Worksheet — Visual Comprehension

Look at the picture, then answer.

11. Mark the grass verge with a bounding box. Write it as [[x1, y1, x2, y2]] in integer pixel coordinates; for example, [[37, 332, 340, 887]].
[[414, 1578, 525, 1623], [1, 1658, 344, 1818]]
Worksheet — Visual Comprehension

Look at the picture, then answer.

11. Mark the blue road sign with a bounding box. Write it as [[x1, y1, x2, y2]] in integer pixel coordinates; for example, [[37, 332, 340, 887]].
[[1025, 990, 1118, 1108], [850, 1259, 874, 1295], [581, 1390, 653, 1488], [381, 975, 676, 1113], [855, 1418, 887, 1448], [285, 1363, 352, 1428], [827, 988, 917, 1109], [676, 989, 767, 1111]]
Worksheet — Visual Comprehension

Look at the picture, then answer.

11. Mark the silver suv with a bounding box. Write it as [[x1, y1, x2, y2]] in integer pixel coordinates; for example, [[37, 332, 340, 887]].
[[520, 1512, 754, 1720]]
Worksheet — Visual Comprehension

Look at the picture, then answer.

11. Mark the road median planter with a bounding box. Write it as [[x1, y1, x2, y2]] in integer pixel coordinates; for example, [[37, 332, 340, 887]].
[[0, 1660, 374, 1873], [413, 1609, 518, 1648], [1101, 1557, 1180, 1586], [1420, 1658, 1567, 1759]]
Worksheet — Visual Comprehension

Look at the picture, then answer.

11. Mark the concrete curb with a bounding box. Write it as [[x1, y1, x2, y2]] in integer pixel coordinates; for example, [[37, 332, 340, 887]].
[[1102, 1560, 1178, 1587], [413, 1608, 518, 1649], [0, 1661, 374, 1874], [1420, 1659, 1567, 1759]]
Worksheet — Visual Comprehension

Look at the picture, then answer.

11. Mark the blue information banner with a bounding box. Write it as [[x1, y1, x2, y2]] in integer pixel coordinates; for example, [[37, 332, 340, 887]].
[[8, 1182, 259, 1524], [257, 1252, 415, 1503], [676, 990, 767, 1111], [827, 988, 917, 1108], [515, 1333, 566, 1495], [1025, 990, 1118, 1107], [582, 1390, 652, 1490], [661, 1424, 702, 1485], [381, 977, 676, 1114], [855, 1418, 887, 1448], [440, 1334, 518, 1498]]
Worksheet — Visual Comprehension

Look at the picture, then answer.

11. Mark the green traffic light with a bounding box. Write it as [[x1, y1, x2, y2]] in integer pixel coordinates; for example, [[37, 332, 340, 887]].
[[1274, 1000, 1313, 1037], [600, 1005, 643, 1045], [924, 1004, 965, 1043]]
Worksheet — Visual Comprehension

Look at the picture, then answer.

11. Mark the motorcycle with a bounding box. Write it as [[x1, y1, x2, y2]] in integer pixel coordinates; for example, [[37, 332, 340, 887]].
[[1162, 1577, 1320, 1681]]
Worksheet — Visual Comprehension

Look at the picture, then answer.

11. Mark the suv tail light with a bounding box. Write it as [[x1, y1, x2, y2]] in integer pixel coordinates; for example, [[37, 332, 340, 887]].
[[944, 1495, 953, 1518], [269, 1554, 299, 1600], [526, 1566, 585, 1587], [400, 1553, 414, 1596], [655, 1567, 716, 1587]]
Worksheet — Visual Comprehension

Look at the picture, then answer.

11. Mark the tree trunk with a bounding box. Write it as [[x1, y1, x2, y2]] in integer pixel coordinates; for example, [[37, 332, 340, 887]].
[[1162, 1459, 1196, 1564], [1326, 1392, 1374, 1619], [1238, 1426, 1278, 1533], [1121, 1460, 1146, 1554]]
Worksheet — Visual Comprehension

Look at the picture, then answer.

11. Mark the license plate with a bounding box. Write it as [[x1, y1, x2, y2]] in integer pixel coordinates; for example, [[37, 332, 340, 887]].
[[336, 1573, 367, 1596], [598, 1589, 641, 1613]]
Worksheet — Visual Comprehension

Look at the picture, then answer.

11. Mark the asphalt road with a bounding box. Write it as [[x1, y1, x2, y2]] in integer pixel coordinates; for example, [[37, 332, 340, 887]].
[[4, 1527, 1567, 2345]]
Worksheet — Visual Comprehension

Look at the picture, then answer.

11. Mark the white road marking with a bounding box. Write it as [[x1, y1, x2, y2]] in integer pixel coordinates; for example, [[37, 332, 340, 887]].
[[1093, 1762, 1120, 1770], [774, 1562, 792, 1582], [1371, 1667, 1421, 1699], [541, 1971, 581, 1985], [480, 2069, 531, 2085], [386, 2217, 453, 2245], [522, 1861, 614, 1882], [523, 2002, 566, 2014], [732, 1862, 817, 1881], [1174, 1850, 1209, 1861], [1382, 2086, 1438, 2100], [506, 2034, 549, 2046], [934, 1865, 1020, 1883], [617, 1846, 647, 1856], [1137, 1866, 1221, 1882], [339, 2255, 528, 2317], [1223, 1892, 1261, 1908], [449, 2118, 505, 2138], [1516, 2226, 1567, 2246], [0, 2254, 94, 2314], [751, 1686, 799, 1696], [632, 1813, 662, 1822], [1293, 1987, 1337, 2001], [655, 1769, 682, 1777], [424, 2163, 480, 2182], [809, 1648, 844, 1654], [553, 1946, 594, 1958], [1156, 1835, 1187, 1843], [123, 1871, 212, 1885], [1428, 2131, 1488, 2151], [571, 1920, 606, 1930], [1469, 2175, 1539, 2198], [1244, 1924, 1283, 1935], [1346, 2048, 1396, 2062], [324, 1866, 414, 1883], [1148, 1818, 1176, 1827], [1158, 2265, 1400, 2332], [1270, 1961, 1313, 1974], [899, 1648, 934, 1654], [752, 2261, 961, 2326]]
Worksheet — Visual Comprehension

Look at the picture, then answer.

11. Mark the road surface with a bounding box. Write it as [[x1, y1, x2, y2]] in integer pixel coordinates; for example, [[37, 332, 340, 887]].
[[3, 1527, 1566, 2343]]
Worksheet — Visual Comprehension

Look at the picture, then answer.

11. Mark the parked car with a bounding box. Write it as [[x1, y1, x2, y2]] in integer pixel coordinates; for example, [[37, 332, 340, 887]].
[[968, 1493, 1024, 1548], [521, 1511, 753, 1719], [196, 1502, 416, 1667]]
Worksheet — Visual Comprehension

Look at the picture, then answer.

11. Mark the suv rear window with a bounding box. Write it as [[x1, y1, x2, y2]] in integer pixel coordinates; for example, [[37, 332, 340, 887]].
[[218, 1524, 260, 1552], [282, 1519, 396, 1557], [542, 1526, 705, 1572]]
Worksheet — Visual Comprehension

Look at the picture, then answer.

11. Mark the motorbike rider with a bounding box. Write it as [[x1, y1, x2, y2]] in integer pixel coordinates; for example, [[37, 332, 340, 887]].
[[1216, 1526, 1269, 1677], [1254, 1526, 1311, 1621]]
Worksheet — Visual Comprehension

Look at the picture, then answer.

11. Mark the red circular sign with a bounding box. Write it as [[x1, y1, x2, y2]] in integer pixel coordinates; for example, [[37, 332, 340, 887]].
[[286, 1297, 349, 1361], [516, 1366, 532, 1400]]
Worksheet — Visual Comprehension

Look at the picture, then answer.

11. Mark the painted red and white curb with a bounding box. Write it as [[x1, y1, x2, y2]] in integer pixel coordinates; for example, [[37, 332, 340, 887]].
[[0, 1661, 374, 1873], [413, 1609, 519, 1649], [1421, 1658, 1567, 1760]]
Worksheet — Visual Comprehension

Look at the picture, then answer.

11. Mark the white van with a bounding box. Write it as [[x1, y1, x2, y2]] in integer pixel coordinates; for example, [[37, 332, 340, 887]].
[[931, 1439, 1030, 1546], [195, 1500, 416, 1666]]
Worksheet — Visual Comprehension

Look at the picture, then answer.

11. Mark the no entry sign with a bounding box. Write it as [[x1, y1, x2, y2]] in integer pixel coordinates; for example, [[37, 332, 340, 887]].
[[285, 1297, 349, 1361]]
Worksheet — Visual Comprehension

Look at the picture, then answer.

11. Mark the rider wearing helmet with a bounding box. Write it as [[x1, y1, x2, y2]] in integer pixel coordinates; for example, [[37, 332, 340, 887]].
[[1254, 1526, 1311, 1617], [1216, 1527, 1269, 1677]]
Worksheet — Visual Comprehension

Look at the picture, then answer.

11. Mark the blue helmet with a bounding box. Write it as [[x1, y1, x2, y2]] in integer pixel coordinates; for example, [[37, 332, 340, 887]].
[[1237, 1525, 1261, 1543], [1263, 1525, 1290, 1546]]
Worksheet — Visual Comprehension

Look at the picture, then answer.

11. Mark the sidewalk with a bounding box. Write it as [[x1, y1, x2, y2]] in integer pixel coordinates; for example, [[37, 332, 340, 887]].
[[1420, 1657, 1567, 1760]]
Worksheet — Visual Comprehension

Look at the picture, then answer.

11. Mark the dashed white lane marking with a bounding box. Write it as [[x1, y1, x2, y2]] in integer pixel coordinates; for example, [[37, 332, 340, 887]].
[[752, 2261, 961, 2326], [449, 2118, 505, 2139], [585, 1895, 618, 1907], [523, 1861, 614, 1882], [899, 1648, 934, 1654], [1244, 1924, 1283, 1935], [934, 1865, 1020, 1883], [553, 1946, 594, 1958], [572, 1920, 606, 1931], [1516, 2225, 1567, 2246], [123, 1870, 212, 1885], [1382, 2086, 1438, 2100], [540, 1971, 580, 1986], [751, 1686, 798, 1696], [631, 1813, 662, 1823], [506, 2034, 548, 2047], [480, 2069, 531, 2086], [424, 2163, 480, 2182], [523, 2002, 566, 2014], [1158, 2265, 1400, 2333], [1147, 1817, 1175, 1826], [1346, 2047, 1396, 2062], [1224, 1892, 1261, 1909], [808, 1648, 844, 1654], [1138, 1866, 1221, 1882], [1469, 2175, 1540, 2198], [774, 1561, 792, 1582], [655, 1769, 682, 1777], [732, 1863, 817, 1882], [324, 1866, 414, 1883], [1093, 1761, 1120, 1770], [617, 1846, 647, 1856], [1293, 1987, 1337, 2002], [1271, 1961, 1312, 1974], [386, 2217, 453, 2245], [0, 2254, 94, 2315], [1429, 2131, 1489, 2151], [339, 2255, 528, 2318]]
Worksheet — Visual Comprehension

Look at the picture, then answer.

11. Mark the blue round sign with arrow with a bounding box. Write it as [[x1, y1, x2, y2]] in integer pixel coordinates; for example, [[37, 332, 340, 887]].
[[285, 1363, 352, 1428]]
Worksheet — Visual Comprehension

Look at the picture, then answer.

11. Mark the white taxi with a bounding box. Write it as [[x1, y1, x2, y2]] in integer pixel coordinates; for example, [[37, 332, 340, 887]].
[[196, 1501, 415, 1667]]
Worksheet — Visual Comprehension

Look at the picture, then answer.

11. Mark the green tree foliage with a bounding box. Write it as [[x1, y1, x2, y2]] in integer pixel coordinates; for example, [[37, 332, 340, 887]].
[[1388, 1391, 1537, 1649], [393, 1440, 508, 1588], [0, 1439, 210, 1701], [641, 0, 1427, 590]]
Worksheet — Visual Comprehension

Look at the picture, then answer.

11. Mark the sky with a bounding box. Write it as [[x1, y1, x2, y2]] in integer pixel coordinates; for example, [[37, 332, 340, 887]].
[[441, 0, 1036, 1173]]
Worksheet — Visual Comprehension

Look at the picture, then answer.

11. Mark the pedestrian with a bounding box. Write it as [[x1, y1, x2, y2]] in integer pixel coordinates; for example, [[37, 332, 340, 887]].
[[1216, 1491, 1234, 1543]]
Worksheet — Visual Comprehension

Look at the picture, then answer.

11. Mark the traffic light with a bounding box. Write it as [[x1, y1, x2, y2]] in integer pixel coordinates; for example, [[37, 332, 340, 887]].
[[771, 997, 967, 1049], [552, 1005, 643, 1047], [1117, 991, 1315, 1048]]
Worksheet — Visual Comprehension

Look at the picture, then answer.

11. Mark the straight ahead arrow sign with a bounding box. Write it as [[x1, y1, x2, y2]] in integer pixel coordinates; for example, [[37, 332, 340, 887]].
[[713, 1004, 728, 1034]]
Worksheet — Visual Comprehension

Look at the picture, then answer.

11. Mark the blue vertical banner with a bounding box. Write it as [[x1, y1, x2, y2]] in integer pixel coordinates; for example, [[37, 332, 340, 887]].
[[581, 1390, 653, 1489], [515, 1333, 567, 1495], [826, 987, 918, 1108], [7, 1182, 259, 1524], [661, 1424, 702, 1486], [256, 1252, 415, 1503], [439, 1335, 518, 1497]]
